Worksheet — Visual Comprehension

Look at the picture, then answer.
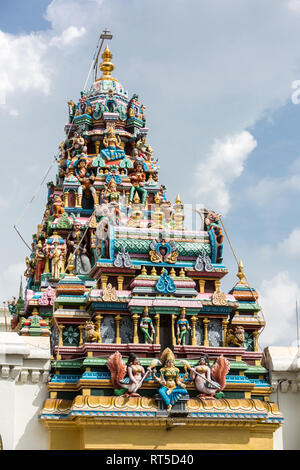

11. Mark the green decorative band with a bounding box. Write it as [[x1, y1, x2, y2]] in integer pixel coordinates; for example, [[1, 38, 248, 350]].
[[114, 238, 211, 257]]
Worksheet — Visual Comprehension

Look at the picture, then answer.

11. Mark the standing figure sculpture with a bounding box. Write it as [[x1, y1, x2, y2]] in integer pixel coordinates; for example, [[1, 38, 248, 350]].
[[75, 159, 97, 208], [67, 221, 92, 275], [129, 162, 147, 205], [107, 351, 156, 397], [176, 308, 191, 345], [181, 354, 230, 399], [139, 307, 155, 344], [153, 348, 189, 412]]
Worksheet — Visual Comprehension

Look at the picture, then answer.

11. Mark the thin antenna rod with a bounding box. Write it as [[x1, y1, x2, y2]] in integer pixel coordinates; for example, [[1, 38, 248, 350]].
[[93, 28, 113, 83], [296, 300, 299, 348]]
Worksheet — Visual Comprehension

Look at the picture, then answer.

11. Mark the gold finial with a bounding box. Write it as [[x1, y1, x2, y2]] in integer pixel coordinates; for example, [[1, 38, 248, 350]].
[[133, 192, 140, 204], [175, 194, 181, 204], [141, 266, 147, 275], [237, 259, 245, 283], [154, 193, 161, 204], [151, 266, 157, 276], [99, 45, 114, 79], [67, 253, 75, 275]]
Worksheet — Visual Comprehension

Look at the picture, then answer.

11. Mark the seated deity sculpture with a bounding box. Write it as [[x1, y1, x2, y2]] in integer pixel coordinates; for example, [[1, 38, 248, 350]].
[[100, 126, 126, 161]]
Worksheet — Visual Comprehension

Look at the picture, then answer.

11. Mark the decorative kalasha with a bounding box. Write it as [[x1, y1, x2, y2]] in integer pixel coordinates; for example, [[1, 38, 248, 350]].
[[14, 40, 282, 445]]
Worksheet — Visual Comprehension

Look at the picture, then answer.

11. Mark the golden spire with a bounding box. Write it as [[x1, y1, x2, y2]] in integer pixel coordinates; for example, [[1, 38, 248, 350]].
[[237, 259, 246, 283], [99, 45, 114, 79], [175, 194, 181, 204]]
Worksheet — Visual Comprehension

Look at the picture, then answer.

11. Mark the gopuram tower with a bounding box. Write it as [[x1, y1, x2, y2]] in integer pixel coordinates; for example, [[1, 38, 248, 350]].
[[15, 41, 283, 450]]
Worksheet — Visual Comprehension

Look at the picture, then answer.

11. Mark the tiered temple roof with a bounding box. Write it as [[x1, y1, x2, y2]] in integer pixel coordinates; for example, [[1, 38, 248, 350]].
[[15, 42, 282, 449]]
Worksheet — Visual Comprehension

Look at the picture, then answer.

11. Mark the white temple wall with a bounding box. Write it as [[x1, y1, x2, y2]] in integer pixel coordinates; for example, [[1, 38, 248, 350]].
[[263, 346, 300, 450], [0, 333, 50, 450]]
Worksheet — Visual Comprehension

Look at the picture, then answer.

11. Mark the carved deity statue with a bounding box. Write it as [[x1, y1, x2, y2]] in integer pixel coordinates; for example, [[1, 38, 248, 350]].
[[153, 348, 189, 412], [85, 321, 100, 343], [101, 126, 126, 161], [176, 309, 191, 345], [75, 159, 97, 207], [129, 163, 147, 205], [107, 351, 155, 397], [181, 354, 230, 399], [52, 195, 65, 217], [225, 325, 245, 347], [66, 221, 92, 275], [139, 308, 155, 344]]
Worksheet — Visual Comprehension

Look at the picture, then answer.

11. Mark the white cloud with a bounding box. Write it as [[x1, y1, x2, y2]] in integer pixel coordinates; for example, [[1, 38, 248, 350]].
[[193, 131, 257, 215], [277, 228, 300, 257], [0, 30, 50, 105], [287, 0, 300, 13], [49, 26, 86, 48], [248, 168, 300, 206], [259, 271, 300, 347], [9, 109, 19, 117]]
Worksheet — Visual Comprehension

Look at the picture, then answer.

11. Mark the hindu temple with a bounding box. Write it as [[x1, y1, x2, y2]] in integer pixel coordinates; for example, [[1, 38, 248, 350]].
[[12, 41, 283, 450]]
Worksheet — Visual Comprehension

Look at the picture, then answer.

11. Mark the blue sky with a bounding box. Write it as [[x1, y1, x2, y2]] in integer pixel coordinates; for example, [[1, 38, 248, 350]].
[[1, 0, 300, 347], [0, 0, 50, 33]]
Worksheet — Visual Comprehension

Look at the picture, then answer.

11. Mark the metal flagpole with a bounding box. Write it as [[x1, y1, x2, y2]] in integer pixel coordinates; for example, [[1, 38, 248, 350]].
[[296, 300, 299, 348]]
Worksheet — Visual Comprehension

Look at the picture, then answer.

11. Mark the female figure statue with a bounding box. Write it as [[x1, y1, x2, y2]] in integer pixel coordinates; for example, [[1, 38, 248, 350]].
[[181, 354, 230, 399], [139, 307, 155, 344], [176, 308, 191, 345], [153, 348, 189, 411], [107, 351, 154, 397], [101, 126, 126, 161]]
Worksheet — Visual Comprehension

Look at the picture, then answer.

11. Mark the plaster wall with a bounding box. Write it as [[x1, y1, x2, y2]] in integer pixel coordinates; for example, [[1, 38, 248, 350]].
[[47, 423, 276, 450], [263, 346, 300, 450], [270, 379, 300, 450], [0, 333, 50, 450]]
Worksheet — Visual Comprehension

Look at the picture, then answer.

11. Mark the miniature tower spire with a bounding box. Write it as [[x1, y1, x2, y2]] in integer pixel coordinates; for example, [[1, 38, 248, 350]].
[[18, 276, 23, 300]]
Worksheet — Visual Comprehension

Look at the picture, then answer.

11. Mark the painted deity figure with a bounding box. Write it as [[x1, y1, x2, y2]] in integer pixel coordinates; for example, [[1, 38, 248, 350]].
[[102, 179, 121, 224], [52, 195, 64, 217], [176, 309, 191, 345], [107, 351, 152, 397], [67, 132, 85, 159], [101, 126, 126, 161], [34, 240, 45, 282], [204, 209, 224, 263], [153, 348, 189, 412], [24, 256, 35, 289], [49, 243, 65, 279], [183, 354, 230, 399], [139, 308, 155, 344], [67, 100, 76, 123], [129, 163, 147, 205], [75, 159, 97, 207], [66, 221, 92, 275]]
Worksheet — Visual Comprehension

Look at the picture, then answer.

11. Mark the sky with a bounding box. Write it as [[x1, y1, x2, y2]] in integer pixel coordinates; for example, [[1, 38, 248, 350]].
[[1, 0, 300, 349]]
